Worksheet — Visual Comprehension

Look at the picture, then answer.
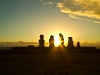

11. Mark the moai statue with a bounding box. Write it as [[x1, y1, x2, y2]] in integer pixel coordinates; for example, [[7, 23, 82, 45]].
[[68, 37, 74, 48], [59, 33, 64, 45], [39, 34, 45, 47], [49, 35, 54, 47], [77, 42, 80, 47]]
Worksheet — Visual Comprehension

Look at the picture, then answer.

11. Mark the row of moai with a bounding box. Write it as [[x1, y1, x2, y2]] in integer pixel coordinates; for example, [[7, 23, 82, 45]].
[[39, 33, 80, 47]]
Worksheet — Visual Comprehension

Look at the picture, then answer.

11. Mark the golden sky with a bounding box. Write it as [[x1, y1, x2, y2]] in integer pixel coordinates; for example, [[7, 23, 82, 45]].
[[0, 0, 100, 43]]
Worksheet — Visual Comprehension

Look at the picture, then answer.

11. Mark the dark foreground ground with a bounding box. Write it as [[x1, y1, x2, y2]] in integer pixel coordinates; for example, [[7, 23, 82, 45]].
[[0, 47, 100, 75]]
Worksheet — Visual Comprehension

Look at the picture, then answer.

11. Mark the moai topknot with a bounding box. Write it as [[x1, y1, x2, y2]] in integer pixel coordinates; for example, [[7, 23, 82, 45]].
[[77, 41, 80, 47], [68, 37, 74, 47], [39, 34, 45, 47], [49, 35, 54, 47], [59, 33, 64, 45]]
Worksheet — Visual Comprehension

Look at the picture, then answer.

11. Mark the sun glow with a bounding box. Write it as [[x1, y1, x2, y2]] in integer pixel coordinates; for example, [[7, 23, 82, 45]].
[[54, 36, 60, 46]]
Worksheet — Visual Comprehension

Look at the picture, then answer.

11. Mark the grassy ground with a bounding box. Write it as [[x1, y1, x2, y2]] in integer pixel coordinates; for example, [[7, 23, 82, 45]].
[[0, 47, 100, 75]]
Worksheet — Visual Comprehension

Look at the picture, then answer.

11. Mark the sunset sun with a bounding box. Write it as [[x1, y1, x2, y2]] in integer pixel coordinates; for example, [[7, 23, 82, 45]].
[[54, 36, 60, 46]]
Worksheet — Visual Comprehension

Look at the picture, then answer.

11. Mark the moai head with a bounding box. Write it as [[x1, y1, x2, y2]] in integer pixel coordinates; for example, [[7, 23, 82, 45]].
[[68, 37, 72, 41], [39, 34, 45, 47], [49, 35, 54, 48], [40, 34, 44, 40], [59, 33, 63, 40], [77, 42, 80, 44], [59, 33, 62, 37], [50, 35, 54, 39], [68, 37, 74, 47], [59, 33, 64, 46], [77, 41, 80, 47], [49, 35, 54, 44]]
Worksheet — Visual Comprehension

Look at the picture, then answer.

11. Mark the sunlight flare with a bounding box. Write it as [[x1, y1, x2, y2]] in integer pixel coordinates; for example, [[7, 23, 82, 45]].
[[54, 36, 60, 46]]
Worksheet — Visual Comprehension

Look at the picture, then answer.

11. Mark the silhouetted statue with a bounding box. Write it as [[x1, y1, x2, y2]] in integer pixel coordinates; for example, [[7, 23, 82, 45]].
[[59, 33, 64, 45], [39, 34, 45, 47], [77, 42, 80, 47], [49, 35, 54, 47], [68, 37, 74, 48]]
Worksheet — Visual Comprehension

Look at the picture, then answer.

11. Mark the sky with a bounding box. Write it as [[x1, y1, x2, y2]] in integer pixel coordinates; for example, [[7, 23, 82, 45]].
[[0, 0, 100, 44]]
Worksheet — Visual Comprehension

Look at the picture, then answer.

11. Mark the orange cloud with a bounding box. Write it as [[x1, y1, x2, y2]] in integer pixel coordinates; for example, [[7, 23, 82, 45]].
[[57, 0, 100, 22]]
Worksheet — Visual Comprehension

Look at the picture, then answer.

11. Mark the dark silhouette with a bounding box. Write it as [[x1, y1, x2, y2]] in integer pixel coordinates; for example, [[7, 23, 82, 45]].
[[59, 33, 64, 45], [28, 45, 34, 47], [39, 34, 45, 47], [1, 33, 97, 54], [77, 42, 80, 47], [68, 37, 74, 48], [49, 35, 54, 48]]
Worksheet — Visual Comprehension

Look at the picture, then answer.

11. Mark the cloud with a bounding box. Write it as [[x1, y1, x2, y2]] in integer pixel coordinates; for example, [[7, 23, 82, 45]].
[[47, 2, 53, 5], [69, 14, 100, 23], [42, 1, 53, 5], [93, 21, 100, 24], [87, 19, 92, 21], [40, 0, 100, 24], [69, 14, 84, 20], [57, 0, 100, 20], [43, 2, 47, 5]]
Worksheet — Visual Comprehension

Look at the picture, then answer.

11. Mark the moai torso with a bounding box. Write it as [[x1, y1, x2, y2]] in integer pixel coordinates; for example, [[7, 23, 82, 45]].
[[39, 35, 45, 47], [59, 33, 64, 45], [49, 35, 54, 47], [61, 37, 64, 45]]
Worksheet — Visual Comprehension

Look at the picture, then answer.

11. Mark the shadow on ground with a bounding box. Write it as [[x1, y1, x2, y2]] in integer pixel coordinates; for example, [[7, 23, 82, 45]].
[[0, 46, 100, 75]]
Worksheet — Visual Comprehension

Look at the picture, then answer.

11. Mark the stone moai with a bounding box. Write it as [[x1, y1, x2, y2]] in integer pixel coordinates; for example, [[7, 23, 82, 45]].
[[49, 35, 54, 47], [77, 42, 80, 47], [39, 34, 45, 47], [68, 37, 74, 47], [59, 33, 64, 45]]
